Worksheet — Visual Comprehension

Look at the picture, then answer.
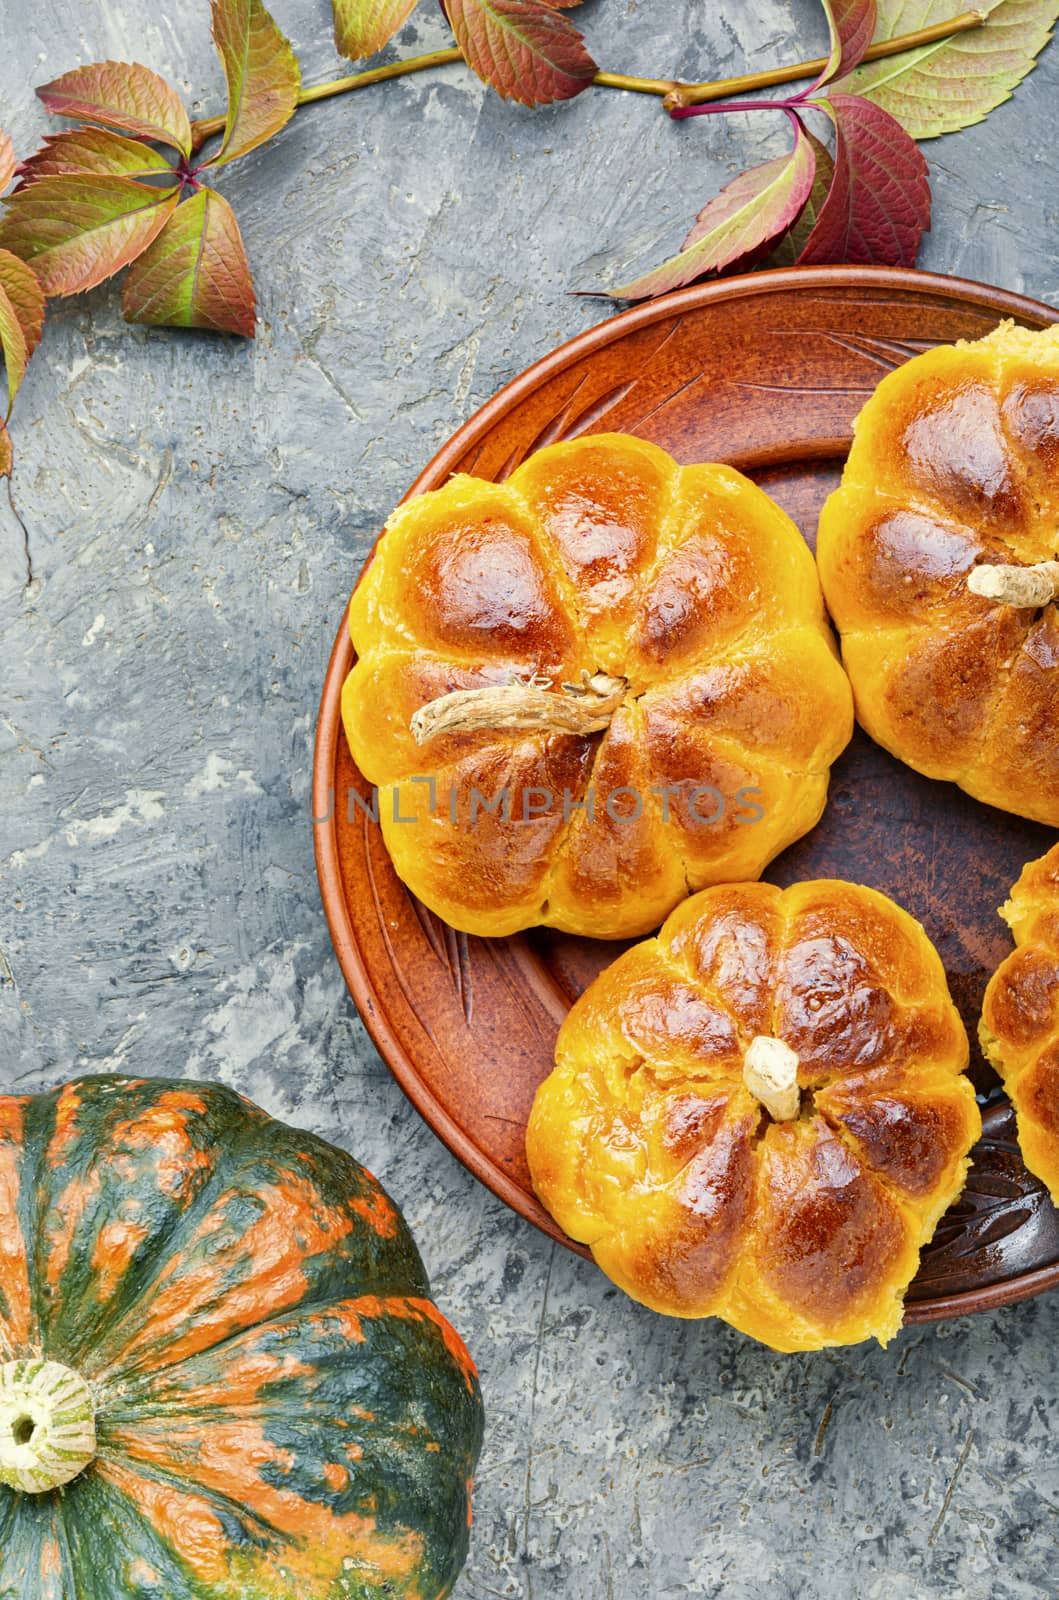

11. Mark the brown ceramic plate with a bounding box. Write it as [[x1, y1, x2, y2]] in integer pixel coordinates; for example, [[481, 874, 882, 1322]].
[[314, 265, 1059, 1324]]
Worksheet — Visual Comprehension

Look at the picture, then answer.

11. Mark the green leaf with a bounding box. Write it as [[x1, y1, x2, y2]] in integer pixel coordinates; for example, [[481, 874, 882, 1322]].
[[837, 0, 1059, 138], [36, 61, 192, 155], [0, 282, 28, 417], [762, 128, 835, 266], [123, 188, 256, 336], [333, 0, 421, 60], [798, 94, 930, 265], [810, 0, 878, 88], [208, 0, 301, 166], [0, 130, 15, 194], [18, 128, 178, 185], [607, 115, 817, 300], [0, 250, 45, 362], [0, 176, 179, 295], [445, 0, 597, 106]]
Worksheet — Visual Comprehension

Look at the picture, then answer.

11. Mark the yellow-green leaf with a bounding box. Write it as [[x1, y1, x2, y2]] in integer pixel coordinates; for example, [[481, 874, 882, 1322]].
[[0, 281, 28, 417], [0, 176, 179, 295], [123, 188, 256, 336], [18, 128, 178, 185], [334, 0, 420, 60], [0, 250, 45, 361], [837, 0, 1059, 138], [208, 0, 301, 166]]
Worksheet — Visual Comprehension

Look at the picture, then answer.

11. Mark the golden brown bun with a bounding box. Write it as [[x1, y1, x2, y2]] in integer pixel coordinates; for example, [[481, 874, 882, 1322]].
[[981, 843, 1059, 1202], [818, 321, 1059, 825], [343, 435, 852, 939], [527, 880, 980, 1351]]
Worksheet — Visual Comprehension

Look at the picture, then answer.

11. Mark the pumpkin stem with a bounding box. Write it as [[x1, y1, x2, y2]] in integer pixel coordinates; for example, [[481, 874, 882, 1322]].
[[0, 1360, 96, 1494], [968, 560, 1059, 607], [410, 670, 627, 745], [743, 1035, 800, 1122]]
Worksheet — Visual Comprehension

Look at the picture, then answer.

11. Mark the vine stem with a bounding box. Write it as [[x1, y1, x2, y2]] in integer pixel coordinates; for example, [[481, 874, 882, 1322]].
[[189, 10, 985, 152]]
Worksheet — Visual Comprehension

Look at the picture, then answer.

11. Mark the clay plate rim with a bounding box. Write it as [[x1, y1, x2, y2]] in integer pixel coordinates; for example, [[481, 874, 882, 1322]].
[[314, 264, 1059, 1327]]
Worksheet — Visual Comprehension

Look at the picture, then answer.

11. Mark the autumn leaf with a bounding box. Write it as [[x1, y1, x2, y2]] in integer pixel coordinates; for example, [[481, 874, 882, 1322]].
[[0, 251, 45, 362], [18, 128, 178, 186], [837, 0, 1059, 138], [208, 0, 301, 166], [7, 0, 306, 335], [0, 176, 179, 295], [0, 131, 15, 194], [607, 115, 817, 299], [36, 61, 192, 154], [123, 189, 256, 336], [762, 127, 835, 266], [0, 272, 28, 416], [333, 0, 421, 60], [807, 0, 878, 89], [797, 93, 930, 265], [445, 0, 597, 105], [0, 420, 11, 477]]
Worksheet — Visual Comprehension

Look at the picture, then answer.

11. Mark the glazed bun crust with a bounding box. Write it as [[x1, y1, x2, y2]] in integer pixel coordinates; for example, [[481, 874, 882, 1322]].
[[527, 880, 980, 1352], [981, 843, 1059, 1201], [817, 322, 1059, 825], [344, 435, 852, 939]]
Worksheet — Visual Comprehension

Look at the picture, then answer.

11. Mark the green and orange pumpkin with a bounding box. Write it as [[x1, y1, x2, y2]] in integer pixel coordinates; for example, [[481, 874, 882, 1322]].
[[0, 1075, 484, 1600]]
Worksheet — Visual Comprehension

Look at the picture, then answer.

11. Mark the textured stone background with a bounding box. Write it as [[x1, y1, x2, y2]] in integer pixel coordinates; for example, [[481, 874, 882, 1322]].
[[2, 2, 1059, 1596]]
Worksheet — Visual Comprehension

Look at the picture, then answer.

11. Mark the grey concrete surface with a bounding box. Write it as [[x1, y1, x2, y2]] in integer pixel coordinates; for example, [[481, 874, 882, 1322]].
[[2, 1, 1058, 1596]]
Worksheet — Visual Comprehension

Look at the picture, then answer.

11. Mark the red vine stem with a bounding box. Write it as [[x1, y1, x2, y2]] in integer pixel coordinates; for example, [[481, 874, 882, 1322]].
[[189, 11, 986, 153]]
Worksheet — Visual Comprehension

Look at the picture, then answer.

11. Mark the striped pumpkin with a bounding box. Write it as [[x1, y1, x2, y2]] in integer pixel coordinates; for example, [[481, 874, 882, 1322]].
[[0, 1075, 483, 1599]]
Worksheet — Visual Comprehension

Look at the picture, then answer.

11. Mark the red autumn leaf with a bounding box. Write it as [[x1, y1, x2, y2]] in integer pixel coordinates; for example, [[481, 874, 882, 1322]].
[[36, 61, 192, 156], [333, 0, 421, 60], [763, 127, 835, 266], [0, 418, 12, 477], [806, 0, 877, 91], [608, 115, 817, 300], [445, 0, 597, 106], [18, 128, 178, 186], [812, 0, 876, 91], [797, 93, 930, 266], [0, 176, 179, 295], [208, 0, 301, 166], [0, 250, 45, 363], [0, 130, 15, 194], [123, 188, 256, 337]]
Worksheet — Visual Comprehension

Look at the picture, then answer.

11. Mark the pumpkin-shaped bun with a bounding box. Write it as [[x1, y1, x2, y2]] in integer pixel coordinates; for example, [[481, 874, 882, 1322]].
[[981, 844, 1059, 1202], [818, 321, 1059, 825], [0, 1076, 483, 1600], [527, 881, 980, 1351], [343, 434, 852, 939]]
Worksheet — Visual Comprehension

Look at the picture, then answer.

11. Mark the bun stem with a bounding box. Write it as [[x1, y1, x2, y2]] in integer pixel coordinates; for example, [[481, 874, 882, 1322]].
[[743, 1035, 800, 1122], [967, 560, 1059, 607], [411, 671, 626, 745]]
